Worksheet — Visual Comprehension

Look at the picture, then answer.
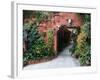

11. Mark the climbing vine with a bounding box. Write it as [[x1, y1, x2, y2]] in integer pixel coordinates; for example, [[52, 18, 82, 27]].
[[47, 29, 55, 55], [69, 13, 91, 66], [77, 23, 91, 66], [71, 23, 91, 66]]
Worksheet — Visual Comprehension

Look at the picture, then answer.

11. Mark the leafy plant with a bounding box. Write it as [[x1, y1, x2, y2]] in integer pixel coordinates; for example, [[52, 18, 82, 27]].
[[76, 22, 91, 66], [69, 13, 91, 66], [32, 11, 51, 26], [23, 23, 55, 66], [69, 28, 80, 56], [79, 13, 91, 23], [46, 29, 55, 56], [23, 23, 42, 66]]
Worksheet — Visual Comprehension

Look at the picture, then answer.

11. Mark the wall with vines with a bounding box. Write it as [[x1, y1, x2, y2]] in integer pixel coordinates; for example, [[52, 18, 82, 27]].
[[70, 14, 91, 66]]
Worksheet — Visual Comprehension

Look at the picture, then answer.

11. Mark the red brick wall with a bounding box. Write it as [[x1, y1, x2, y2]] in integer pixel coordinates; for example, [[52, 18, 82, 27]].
[[24, 12, 83, 53], [38, 13, 83, 53], [38, 13, 83, 34]]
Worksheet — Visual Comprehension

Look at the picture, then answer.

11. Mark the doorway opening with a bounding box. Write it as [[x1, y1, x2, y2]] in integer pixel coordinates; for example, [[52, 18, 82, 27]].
[[57, 25, 71, 53]]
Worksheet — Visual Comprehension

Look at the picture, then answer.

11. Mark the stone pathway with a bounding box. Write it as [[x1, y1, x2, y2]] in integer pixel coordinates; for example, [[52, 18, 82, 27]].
[[24, 45, 80, 70]]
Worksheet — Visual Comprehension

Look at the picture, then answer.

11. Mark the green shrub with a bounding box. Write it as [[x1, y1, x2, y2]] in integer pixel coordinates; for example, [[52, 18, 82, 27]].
[[47, 29, 55, 54], [70, 22, 91, 66], [76, 22, 91, 66], [23, 11, 55, 66], [23, 23, 55, 66], [69, 28, 80, 56]]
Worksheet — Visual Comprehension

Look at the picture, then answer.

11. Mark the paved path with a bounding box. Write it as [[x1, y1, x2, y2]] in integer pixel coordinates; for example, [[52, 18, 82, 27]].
[[24, 45, 80, 70]]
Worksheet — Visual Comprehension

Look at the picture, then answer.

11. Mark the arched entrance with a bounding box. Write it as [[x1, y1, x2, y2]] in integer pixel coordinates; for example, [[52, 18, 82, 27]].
[[57, 25, 71, 52]]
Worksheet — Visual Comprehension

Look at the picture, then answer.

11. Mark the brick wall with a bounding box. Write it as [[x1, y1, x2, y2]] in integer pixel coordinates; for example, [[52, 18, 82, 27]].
[[38, 12, 83, 53], [24, 12, 83, 54]]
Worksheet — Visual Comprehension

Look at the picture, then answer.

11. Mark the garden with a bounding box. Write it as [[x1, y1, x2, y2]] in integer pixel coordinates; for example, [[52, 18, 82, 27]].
[[23, 10, 91, 67], [23, 11, 56, 66]]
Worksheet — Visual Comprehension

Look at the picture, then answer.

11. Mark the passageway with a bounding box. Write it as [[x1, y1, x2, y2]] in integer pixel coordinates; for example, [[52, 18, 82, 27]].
[[24, 44, 80, 70]]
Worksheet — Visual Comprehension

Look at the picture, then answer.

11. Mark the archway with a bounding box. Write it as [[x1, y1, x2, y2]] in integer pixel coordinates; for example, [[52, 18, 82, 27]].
[[57, 25, 71, 52]]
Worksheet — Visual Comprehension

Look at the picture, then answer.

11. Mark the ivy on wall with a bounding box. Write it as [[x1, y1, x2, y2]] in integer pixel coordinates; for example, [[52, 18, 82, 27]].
[[77, 23, 91, 66], [70, 22, 91, 66], [70, 14, 91, 66]]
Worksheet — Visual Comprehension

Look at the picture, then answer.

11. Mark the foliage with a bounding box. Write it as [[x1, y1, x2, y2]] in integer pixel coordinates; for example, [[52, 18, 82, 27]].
[[69, 13, 91, 66], [79, 13, 91, 23], [23, 23, 42, 65], [69, 28, 80, 55], [84, 14, 91, 23], [23, 10, 52, 26], [79, 45, 91, 66], [32, 11, 52, 26], [47, 29, 54, 49], [23, 23, 55, 66], [75, 22, 91, 66], [47, 29, 55, 55]]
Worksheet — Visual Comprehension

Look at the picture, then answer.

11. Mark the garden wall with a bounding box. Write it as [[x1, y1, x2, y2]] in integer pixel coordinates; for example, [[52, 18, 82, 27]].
[[38, 12, 83, 53]]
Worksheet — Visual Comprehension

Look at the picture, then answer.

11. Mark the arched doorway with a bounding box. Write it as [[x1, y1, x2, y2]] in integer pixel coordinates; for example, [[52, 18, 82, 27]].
[[57, 25, 71, 52]]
